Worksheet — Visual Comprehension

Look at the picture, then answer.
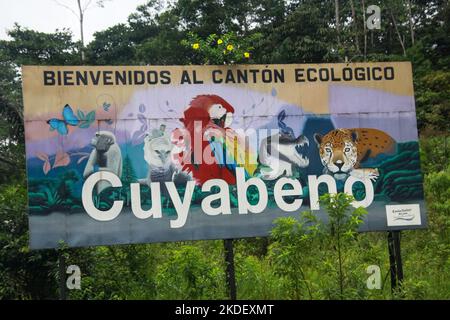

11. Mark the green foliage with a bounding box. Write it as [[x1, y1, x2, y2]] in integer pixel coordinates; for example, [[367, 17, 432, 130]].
[[255, 0, 338, 63], [235, 255, 286, 299], [415, 70, 450, 132], [0, 24, 80, 66], [419, 135, 449, 174], [69, 245, 159, 299], [0, 181, 59, 299], [424, 164, 450, 239], [269, 216, 318, 299], [28, 170, 82, 214], [155, 243, 226, 299], [181, 32, 262, 65], [86, 24, 136, 65], [318, 193, 368, 298], [268, 194, 369, 299]]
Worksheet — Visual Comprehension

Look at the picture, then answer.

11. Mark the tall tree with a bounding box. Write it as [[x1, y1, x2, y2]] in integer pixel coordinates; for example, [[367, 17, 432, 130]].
[[255, 0, 337, 63], [0, 24, 79, 66], [335, 0, 341, 46], [0, 25, 79, 174], [407, 0, 415, 45], [174, 0, 226, 37], [389, 8, 407, 56], [349, 0, 360, 54], [0, 53, 23, 177], [86, 24, 136, 65], [53, 0, 111, 61], [362, 0, 367, 59]]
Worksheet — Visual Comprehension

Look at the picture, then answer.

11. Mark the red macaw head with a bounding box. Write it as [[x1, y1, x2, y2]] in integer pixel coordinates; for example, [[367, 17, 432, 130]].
[[180, 95, 234, 129]]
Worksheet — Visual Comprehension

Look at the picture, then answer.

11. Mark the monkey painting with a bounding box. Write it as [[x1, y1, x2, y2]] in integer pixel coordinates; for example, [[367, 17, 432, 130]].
[[84, 131, 122, 194]]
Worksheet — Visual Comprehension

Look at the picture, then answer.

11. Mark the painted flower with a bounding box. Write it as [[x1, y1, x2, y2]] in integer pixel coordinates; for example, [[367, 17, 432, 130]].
[[244, 52, 250, 58], [217, 39, 223, 45], [192, 43, 200, 50], [226, 44, 234, 51]]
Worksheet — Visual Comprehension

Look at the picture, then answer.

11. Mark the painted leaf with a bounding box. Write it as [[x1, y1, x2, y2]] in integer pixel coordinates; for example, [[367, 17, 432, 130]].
[[36, 152, 49, 162], [79, 121, 90, 129], [139, 104, 146, 113], [71, 152, 90, 157], [43, 160, 51, 175], [77, 155, 90, 164], [271, 88, 277, 96], [86, 111, 95, 122], [77, 110, 86, 121], [53, 151, 71, 168]]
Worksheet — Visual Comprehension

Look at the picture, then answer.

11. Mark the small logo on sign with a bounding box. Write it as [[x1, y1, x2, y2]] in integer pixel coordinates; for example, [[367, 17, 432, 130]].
[[386, 204, 421, 226], [393, 211, 415, 221]]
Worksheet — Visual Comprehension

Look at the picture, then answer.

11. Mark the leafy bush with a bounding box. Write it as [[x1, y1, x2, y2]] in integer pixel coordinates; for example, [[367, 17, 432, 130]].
[[155, 243, 226, 299], [181, 32, 262, 65]]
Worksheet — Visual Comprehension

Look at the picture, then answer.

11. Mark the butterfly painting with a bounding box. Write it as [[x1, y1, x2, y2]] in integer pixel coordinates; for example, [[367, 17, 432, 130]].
[[47, 104, 79, 135]]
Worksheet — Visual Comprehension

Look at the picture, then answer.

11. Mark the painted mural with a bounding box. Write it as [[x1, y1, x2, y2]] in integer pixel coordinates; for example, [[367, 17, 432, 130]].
[[22, 63, 426, 249]]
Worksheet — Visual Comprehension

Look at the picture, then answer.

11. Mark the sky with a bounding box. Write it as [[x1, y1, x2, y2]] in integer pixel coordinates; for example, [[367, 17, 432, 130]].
[[0, 0, 148, 44]]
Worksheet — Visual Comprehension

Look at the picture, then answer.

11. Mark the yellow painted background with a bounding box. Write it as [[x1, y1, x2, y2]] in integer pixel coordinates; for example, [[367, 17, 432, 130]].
[[22, 62, 414, 121]]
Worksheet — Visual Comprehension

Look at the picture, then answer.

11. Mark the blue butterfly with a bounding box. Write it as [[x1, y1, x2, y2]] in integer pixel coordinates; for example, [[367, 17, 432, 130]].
[[47, 104, 79, 135]]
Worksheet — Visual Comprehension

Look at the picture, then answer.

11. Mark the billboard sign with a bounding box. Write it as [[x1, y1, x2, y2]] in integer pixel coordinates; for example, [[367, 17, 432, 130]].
[[23, 63, 427, 249]]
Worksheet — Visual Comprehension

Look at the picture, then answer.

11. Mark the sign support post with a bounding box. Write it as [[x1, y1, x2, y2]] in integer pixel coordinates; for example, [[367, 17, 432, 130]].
[[58, 251, 67, 300], [223, 239, 237, 300], [387, 230, 404, 293]]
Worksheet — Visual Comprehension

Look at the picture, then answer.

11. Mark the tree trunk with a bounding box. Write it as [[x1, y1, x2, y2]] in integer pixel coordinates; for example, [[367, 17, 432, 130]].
[[362, 0, 367, 60], [390, 9, 406, 56], [223, 239, 237, 300], [371, 28, 374, 48], [407, 0, 415, 45], [349, 0, 360, 53], [77, 0, 85, 62], [335, 0, 340, 46]]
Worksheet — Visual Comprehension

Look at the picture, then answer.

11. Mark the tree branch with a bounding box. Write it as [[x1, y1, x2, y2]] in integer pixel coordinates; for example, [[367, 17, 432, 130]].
[[52, 0, 79, 18], [83, 0, 94, 13], [389, 9, 406, 56], [0, 155, 17, 167]]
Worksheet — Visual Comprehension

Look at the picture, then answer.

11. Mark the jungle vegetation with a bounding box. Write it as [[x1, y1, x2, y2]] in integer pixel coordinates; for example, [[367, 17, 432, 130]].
[[0, 0, 448, 299]]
